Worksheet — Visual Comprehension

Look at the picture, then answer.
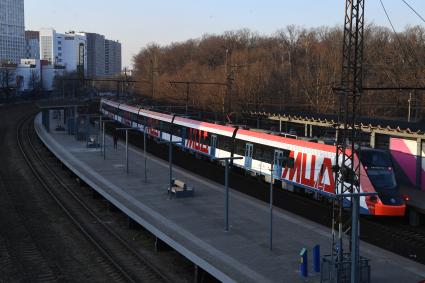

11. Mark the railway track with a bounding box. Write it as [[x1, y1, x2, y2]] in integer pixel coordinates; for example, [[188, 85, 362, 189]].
[[103, 121, 425, 265], [360, 217, 425, 261], [17, 114, 172, 283]]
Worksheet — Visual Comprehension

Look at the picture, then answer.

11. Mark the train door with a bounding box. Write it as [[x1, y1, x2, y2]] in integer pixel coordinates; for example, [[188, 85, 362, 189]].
[[210, 135, 217, 157], [273, 150, 284, 179], [244, 143, 253, 169]]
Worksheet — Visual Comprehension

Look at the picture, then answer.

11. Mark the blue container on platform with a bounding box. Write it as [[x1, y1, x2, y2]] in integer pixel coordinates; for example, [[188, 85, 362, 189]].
[[300, 248, 308, 277]]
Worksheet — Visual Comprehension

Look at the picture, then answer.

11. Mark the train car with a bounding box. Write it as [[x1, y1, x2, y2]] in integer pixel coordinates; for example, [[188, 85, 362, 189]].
[[100, 99, 406, 216], [360, 148, 406, 215]]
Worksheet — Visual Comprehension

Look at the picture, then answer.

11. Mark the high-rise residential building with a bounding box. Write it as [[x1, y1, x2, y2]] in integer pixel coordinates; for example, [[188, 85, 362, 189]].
[[85, 33, 105, 78], [0, 0, 25, 63], [105, 39, 122, 76], [39, 28, 120, 77], [25, 30, 40, 59], [39, 28, 56, 64], [60, 31, 87, 73], [39, 28, 87, 74]]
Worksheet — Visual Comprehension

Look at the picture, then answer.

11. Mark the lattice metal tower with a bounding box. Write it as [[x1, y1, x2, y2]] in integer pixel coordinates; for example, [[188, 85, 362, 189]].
[[334, 0, 365, 282]]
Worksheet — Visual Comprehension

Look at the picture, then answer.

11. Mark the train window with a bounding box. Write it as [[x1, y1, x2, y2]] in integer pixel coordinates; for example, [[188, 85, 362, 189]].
[[196, 130, 203, 143], [361, 150, 392, 168], [218, 135, 233, 152], [253, 143, 273, 162], [147, 118, 159, 129], [253, 143, 274, 163], [173, 124, 183, 137], [254, 143, 264, 162], [123, 110, 131, 120], [104, 104, 118, 115], [253, 145, 263, 161], [137, 114, 145, 125], [366, 169, 397, 189], [131, 112, 138, 121], [263, 148, 273, 162], [181, 127, 188, 140], [161, 121, 171, 132], [235, 139, 245, 156]]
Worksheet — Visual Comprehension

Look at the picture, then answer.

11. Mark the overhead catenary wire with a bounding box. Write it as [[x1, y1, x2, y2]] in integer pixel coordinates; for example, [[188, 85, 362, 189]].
[[379, 0, 407, 63], [379, 0, 423, 93], [401, 0, 425, 24]]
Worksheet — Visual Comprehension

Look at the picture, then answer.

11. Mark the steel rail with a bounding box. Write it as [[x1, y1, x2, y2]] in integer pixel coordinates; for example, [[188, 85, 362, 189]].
[[17, 115, 171, 283]]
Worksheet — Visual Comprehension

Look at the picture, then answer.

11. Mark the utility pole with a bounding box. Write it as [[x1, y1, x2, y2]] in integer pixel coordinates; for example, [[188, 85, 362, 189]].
[[225, 49, 234, 114], [185, 82, 189, 115], [169, 80, 227, 116], [213, 156, 243, 232], [150, 56, 157, 103]]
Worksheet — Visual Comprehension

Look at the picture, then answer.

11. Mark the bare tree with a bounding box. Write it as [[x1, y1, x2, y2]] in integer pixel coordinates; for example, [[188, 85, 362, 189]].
[[0, 65, 15, 101], [132, 25, 425, 120]]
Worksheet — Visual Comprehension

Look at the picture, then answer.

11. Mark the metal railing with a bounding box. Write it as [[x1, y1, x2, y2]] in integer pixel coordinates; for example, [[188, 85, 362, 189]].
[[321, 254, 370, 283]]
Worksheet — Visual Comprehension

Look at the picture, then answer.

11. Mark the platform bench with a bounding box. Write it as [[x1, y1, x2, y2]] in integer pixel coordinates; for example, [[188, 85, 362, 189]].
[[168, 179, 194, 198], [86, 136, 100, 148]]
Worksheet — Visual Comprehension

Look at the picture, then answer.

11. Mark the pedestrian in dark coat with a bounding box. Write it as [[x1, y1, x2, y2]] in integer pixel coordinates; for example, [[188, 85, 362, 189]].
[[113, 130, 118, 149]]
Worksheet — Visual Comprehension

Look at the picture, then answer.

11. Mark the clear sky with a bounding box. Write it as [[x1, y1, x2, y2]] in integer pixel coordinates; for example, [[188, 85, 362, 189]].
[[24, 0, 425, 68]]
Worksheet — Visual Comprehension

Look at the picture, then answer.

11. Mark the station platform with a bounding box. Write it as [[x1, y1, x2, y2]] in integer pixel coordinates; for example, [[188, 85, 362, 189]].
[[34, 114, 425, 283]]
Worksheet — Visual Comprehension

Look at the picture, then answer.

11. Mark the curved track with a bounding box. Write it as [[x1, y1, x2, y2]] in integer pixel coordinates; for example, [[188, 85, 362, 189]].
[[16, 113, 172, 283]]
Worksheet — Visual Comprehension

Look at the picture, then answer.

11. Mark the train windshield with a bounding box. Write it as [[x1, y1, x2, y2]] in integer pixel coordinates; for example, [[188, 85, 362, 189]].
[[366, 168, 397, 190], [360, 150, 392, 168]]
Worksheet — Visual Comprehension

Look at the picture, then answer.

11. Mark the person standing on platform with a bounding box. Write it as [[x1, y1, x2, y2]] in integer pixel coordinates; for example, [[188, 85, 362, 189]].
[[113, 130, 118, 149]]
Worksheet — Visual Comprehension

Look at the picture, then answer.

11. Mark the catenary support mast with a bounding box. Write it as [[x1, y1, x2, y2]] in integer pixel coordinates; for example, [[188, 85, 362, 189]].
[[333, 1, 365, 282]]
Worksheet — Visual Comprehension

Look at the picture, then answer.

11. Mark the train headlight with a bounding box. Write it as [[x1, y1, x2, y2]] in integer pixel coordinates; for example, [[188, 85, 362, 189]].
[[402, 194, 410, 202]]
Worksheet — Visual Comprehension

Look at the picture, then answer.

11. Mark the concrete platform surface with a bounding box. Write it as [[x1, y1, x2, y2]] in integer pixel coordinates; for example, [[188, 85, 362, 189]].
[[35, 114, 425, 283]]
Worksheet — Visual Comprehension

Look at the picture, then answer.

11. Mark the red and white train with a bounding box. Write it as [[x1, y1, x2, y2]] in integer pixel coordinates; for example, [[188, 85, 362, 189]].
[[100, 98, 406, 216]]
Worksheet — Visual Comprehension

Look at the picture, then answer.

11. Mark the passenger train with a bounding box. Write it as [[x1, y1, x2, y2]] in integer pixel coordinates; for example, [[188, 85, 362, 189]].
[[100, 99, 406, 216]]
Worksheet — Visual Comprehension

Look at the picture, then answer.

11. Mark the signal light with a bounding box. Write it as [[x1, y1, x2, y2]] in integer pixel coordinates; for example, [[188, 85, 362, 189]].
[[402, 194, 410, 202], [388, 167, 393, 171]]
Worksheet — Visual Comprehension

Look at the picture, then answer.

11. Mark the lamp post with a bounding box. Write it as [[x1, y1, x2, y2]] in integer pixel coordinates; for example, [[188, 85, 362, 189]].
[[269, 155, 294, 251], [213, 156, 243, 232], [158, 115, 181, 199], [269, 163, 274, 251], [143, 125, 147, 183], [116, 128, 137, 174], [101, 120, 115, 160]]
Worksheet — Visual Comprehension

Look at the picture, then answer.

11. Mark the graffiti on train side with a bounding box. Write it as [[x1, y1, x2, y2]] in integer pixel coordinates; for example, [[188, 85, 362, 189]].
[[146, 118, 160, 137], [282, 151, 335, 193], [186, 128, 209, 154]]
